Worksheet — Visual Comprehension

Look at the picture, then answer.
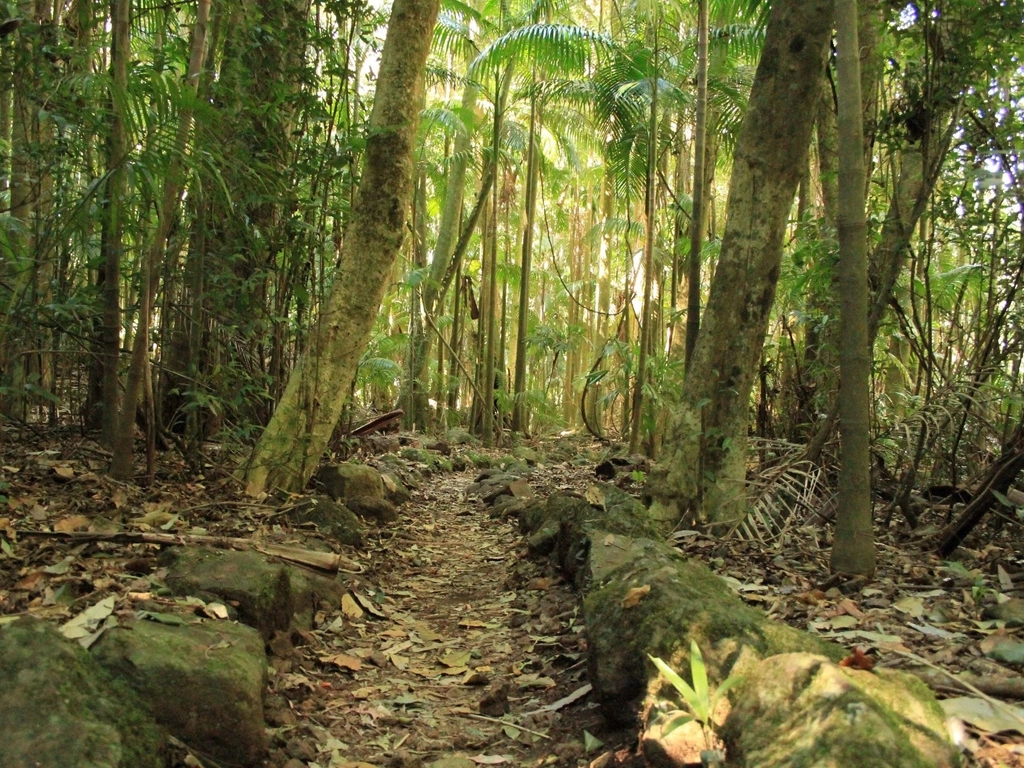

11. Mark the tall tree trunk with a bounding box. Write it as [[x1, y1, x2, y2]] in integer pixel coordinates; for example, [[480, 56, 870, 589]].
[[512, 91, 539, 433], [109, 0, 211, 479], [629, 30, 658, 454], [831, 0, 875, 576], [646, 0, 834, 527], [684, 0, 709, 366], [98, 0, 129, 444], [243, 0, 439, 494]]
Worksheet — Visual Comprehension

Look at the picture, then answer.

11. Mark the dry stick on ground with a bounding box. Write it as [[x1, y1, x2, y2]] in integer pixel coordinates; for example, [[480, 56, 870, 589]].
[[937, 419, 1024, 557], [891, 649, 1024, 732], [19, 530, 363, 574], [903, 665, 1024, 700]]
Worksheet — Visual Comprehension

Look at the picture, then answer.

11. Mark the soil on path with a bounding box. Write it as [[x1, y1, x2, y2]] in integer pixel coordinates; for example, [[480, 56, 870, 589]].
[[267, 466, 628, 768]]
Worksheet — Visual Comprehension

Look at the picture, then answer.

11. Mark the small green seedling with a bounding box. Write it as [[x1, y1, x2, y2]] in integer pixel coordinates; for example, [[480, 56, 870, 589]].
[[649, 640, 741, 749]]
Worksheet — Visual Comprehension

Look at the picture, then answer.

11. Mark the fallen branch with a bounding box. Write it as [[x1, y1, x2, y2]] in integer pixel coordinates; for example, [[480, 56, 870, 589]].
[[18, 530, 363, 574], [902, 665, 1024, 700], [348, 409, 404, 437]]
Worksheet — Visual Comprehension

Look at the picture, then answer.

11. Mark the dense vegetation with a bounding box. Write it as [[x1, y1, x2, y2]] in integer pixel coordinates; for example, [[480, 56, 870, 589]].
[[1, 0, 1023, 565]]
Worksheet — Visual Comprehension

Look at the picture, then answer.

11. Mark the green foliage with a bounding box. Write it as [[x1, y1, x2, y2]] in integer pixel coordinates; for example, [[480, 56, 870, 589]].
[[648, 641, 741, 748]]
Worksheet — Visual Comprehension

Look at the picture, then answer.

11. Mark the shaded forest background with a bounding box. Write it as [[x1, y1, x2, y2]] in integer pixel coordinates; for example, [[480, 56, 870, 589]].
[[1, 0, 1023, 546]]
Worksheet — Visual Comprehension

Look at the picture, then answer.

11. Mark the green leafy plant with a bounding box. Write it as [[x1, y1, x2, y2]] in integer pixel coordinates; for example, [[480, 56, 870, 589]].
[[648, 640, 741, 750]]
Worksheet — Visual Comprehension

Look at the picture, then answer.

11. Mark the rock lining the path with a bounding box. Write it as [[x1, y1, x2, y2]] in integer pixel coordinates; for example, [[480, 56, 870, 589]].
[[92, 617, 269, 766], [517, 482, 960, 767], [0, 617, 167, 768]]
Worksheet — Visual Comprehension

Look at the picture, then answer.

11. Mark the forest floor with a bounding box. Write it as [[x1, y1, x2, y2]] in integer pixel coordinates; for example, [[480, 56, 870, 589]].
[[2, 427, 1024, 768]]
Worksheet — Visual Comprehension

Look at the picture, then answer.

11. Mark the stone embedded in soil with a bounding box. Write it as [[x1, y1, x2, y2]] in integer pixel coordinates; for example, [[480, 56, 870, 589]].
[[316, 461, 385, 501], [345, 495, 399, 523], [720, 653, 958, 768], [288, 495, 364, 546], [91, 617, 268, 767], [0, 617, 166, 768], [161, 547, 315, 639], [983, 597, 1024, 627], [381, 471, 412, 505]]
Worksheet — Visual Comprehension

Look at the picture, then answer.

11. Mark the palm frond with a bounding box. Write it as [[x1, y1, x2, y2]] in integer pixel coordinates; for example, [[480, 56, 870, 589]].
[[469, 24, 615, 80]]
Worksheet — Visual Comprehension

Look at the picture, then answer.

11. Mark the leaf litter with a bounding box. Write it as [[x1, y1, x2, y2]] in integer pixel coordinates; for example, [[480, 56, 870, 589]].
[[4, 429, 1024, 767]]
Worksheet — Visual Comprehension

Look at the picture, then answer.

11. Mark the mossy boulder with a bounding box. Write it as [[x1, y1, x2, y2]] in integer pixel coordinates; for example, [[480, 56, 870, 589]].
[[161, 547, 315, 639], [584, 537, 842, 724], [720, 653, 958, 767], [0, 617, 166, 768], [316, 462, 384, 501], [92, 618, 268, 767], [288, 496, 363, 546]]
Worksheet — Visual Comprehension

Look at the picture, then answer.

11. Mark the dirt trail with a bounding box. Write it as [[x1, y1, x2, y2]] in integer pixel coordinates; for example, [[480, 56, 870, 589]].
[[271, 467, 617, 768]]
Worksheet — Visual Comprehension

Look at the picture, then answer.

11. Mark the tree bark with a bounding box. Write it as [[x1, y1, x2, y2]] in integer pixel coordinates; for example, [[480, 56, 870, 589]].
[[646, 0, 834, 527], [512, 90, 539, 434], [243, 0, 439, 494], [684, 0, 709, 367], [98, 0, 129, 444], [831, 0, 876, 576]]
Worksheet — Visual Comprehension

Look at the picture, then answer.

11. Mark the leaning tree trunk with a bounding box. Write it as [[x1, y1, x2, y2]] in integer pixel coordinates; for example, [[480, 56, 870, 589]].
[[645, 0, 834, 528], [243, 0, 439, 495], [831, 0, 876, 577]]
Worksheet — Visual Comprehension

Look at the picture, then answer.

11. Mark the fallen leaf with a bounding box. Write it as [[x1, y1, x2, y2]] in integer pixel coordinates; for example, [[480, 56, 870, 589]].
[[837, 599, 865, 619], [111, 488, 128, 509], [353, 592, 387, 618], [342, 593, 365, 620], [893, 596, 925, 618], [940, 697, 1024, 735], [203, 602, 229, 620], [61, 596, 117, 640], [54, 515, 90, 532], [998, 564, 1014, 592], [622, 584, 651, 609], [322, 653, 363, 671], [53, 466, 75, 480], [470, 755, 514, 764], [585, 485, 606, 509], [14, 571, 45, 591], [440, 650, 472, 668], [829, 615, 859, 630], [528, 577, 554, 591]]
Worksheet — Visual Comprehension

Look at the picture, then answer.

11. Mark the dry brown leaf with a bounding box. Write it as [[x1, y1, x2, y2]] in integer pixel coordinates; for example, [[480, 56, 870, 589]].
[[53, 466, 75, 480], [342, 593, 364, 620], [585, 485, 606, 509], [14, 571, 45, 591], [54, 515, 90, 532], [836, 598, 865, 619], [528, 577, 554, 591], [322, 652, 363, 671], [622, 584, 651, 609]]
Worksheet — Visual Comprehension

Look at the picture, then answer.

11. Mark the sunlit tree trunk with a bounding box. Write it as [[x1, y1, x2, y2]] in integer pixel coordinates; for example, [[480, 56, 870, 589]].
[[512, 91, 539, 433], [684, 0, 708, 366], [243, 0, 439, 494], [629, 29, 658, 454], [646, 0, 834, 527], [831, 0, 876, 576]]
